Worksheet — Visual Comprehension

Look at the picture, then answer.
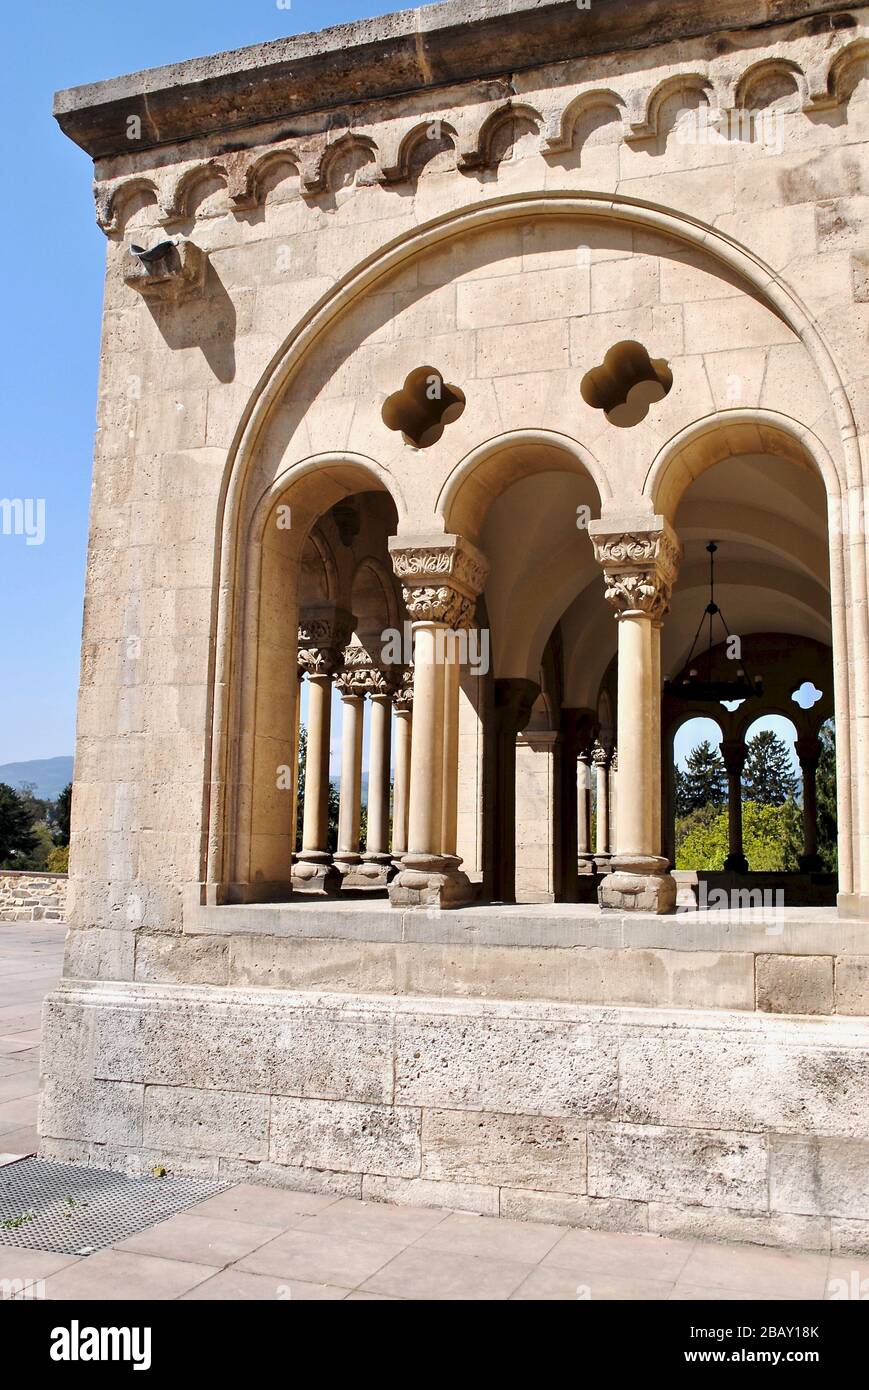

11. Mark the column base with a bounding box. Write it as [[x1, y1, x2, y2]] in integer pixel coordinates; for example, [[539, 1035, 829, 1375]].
[[388, 854, 475, 909], [577, 854, 597, 876], [593, 854, 612, 873], [598, 855, 677, 914], [291, 852, 341, 896], [337, 853, 396, 888], [724, 852, 749, 873]]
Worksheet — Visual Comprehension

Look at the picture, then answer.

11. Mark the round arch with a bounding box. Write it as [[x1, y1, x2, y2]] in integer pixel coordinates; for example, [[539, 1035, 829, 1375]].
[[204, 191, 865, 906]]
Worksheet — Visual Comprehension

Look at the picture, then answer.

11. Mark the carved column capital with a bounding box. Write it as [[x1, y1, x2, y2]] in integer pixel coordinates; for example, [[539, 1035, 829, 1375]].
[[392, 668, 415, 713], [589, 520, 682, 619], [297, 605, 355, 676], [388, 534, 488, 628], [335, 643, 399, 699], [592, 741, 613, 769]]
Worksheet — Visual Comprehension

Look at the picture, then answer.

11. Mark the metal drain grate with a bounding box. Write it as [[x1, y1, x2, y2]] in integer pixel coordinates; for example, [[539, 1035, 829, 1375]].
[[0, 1158, 228, 1256]]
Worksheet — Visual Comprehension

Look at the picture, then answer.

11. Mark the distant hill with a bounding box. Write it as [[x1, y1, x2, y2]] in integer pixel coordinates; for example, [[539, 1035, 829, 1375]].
[[0, 756, 73, 800]]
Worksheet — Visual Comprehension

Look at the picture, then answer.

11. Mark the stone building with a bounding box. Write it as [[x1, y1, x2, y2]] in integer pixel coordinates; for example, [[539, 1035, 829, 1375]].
[[41, 1, 869, 1250]]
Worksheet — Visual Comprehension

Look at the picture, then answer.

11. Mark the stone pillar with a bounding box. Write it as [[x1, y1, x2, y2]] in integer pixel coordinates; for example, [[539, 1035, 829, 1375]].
[[364, 689, 395, 876], [796, 733, 823, 873], [391, 671, 413, 866], [490, 678, 539, 903], [577, 747, 595, 874], [592, 741, 612, 870], [387, 534, 488, 908], [293, 606, 353, 895], [441, 639, 462, 860], [334, 680, 365, 878], [590, 520, 682, 913], [721, 738, 749, 874], [608, 747, 619, 857]]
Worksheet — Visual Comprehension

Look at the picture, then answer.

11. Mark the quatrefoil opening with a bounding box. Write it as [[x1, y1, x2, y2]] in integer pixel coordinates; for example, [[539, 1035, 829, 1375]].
[[581, 340, 673, 428], [382, 366, 466, 449]]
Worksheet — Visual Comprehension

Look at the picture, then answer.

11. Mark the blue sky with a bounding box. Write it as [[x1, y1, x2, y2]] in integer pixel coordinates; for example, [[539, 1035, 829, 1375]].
[[0, 0, 385, 765]]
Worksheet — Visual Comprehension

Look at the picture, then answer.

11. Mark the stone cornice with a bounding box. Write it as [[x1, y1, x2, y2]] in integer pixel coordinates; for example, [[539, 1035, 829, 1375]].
[[53, 0, 848, 160], [590, 520, 682, 619]]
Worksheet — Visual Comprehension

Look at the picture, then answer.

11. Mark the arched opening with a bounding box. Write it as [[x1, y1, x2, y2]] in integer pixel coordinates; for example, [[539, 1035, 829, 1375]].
[[655, 423, 837, 907]]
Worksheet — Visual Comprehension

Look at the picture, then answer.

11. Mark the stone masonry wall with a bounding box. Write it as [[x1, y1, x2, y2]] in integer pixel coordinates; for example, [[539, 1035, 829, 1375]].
[[39, 981, 869, 1255], [0, 871, 68, 923]]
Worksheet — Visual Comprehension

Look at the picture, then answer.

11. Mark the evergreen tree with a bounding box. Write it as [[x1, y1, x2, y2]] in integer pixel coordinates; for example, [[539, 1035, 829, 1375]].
[[742, 730, 798, 806], [816, 720, 837, 872], [53, 782, 72, 846], [676, 740, 727, 815], [0, 783, 39, 867]]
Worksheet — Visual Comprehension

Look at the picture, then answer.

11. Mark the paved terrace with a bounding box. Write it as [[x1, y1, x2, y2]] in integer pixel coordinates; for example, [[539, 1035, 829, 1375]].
[[0, 922, 863, 1300]]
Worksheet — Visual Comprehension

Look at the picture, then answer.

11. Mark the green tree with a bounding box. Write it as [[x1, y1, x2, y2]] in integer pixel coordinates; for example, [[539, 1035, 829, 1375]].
[[0, 783, 39, 867], [676, 740, 727, 815], [676, 800, 802, 871], [742, 730, 798, 806], [53, 782, 72, 846], [816, 720, 837, 872]]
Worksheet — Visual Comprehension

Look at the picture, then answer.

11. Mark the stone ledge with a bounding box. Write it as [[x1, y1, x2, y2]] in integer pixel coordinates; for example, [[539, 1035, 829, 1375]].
[[53, 0, 849, 159]]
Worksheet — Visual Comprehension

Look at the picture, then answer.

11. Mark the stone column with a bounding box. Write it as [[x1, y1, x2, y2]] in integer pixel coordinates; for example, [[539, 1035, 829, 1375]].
[[592, 741, 612, 870], [391, 671, 413, 866], [721, 738, 749, 873], [608, 747, 619, 857], [577, 745, 595, 874], [441, 639, 462, 861], [590, 521, 682, 913], [363, 684, 396, 880], [387, 534, 488, 908], [334, 674, 365, 879], [796, 733, 823, 872], [293, 606, 354, 895], [490, 678, 539, 903]]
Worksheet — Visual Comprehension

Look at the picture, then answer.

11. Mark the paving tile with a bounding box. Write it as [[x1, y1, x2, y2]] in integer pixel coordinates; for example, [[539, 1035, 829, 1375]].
[[543, 1228, 696, 1283], [678, 1243, 830, 1299], [0, 1073, 40, 1104], [511, 1264, 674, 1300], [416, 1211, 565, 1264], [0, 1247, 82, 1283], [186, 1182, 339, 1228], [299, 1197, 450, 1246], [361, 1246, 533, 1300], [182, 1269, 347, 1301], [0, 1125, 38, 1155], [825, 1256, 869, 1300], [42, 1250, 218, 1301], [0, 1095, 39, 1129], [115, 1212, 277, 1267], [238, 1228, 401, 1287], [670, 1282, 797, 1301], [345, 1290, 402, 1300]]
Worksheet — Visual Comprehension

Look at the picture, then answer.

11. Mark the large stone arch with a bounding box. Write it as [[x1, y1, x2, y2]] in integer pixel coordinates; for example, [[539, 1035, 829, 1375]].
[[203, 192, 865, 909]]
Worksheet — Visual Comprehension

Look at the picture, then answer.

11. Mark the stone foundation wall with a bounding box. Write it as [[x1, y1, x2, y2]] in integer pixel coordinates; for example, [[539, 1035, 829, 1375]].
[[39, 979, 869, 1255], [0, 871, 68, 922]]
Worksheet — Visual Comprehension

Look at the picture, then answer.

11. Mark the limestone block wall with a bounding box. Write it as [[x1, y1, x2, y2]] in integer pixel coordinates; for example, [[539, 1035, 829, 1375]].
[[38, 981, 869, 1254], [0, 871, 68, 923]]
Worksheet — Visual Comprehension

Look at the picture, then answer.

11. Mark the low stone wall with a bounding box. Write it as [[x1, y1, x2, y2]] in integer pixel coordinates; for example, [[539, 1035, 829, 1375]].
[[39, 979, 869, 1254], [0, 871, 67, 922]]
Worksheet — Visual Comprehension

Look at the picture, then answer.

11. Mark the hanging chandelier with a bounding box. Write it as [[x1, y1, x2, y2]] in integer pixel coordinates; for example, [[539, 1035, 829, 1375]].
[[664, 541, 763, 703]]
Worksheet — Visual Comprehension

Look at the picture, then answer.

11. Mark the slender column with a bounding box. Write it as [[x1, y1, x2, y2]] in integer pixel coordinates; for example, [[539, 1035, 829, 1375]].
[[365, 692, 393, 860], [577, 748, 594, 872], [388, 534, 488, 909], [391, 671, 413, 863], [291, 668, 303, 854], [292, 606, 353, 895], [441, 637, 462, 860], [334, 687, 365, 870], [608, 747, 619, 854], [721, 738, 748, 873], [651, 618, 663, 853], [592, 742, 611, 866], [590, 520, 682, 913], [796, 733, 823, 872]]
